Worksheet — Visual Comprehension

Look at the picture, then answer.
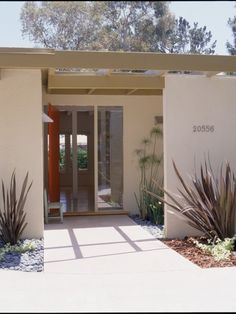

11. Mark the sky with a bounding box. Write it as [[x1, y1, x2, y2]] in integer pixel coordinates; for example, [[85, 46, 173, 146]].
[[0, 1, 235, 55]]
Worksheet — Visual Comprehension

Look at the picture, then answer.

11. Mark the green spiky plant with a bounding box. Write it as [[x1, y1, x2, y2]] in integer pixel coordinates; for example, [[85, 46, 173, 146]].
[[146, 158, 236, 241], [0, 171, 32, 245], [134, 125, 164, 224]]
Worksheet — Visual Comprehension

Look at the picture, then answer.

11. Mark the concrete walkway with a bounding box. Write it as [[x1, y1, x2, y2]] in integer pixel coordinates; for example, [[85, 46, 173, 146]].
[[0, 215, 236, 312], [44, 215, 197, 274]]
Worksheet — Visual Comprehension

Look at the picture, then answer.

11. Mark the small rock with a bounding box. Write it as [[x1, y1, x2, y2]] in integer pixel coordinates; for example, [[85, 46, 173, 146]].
[[130, 214, 164, 238]]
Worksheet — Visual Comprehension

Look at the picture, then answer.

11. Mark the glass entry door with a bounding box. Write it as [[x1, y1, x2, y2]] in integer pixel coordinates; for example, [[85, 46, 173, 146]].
[[59, 107, 94, 213], [46, 105, 123, 214], [97, 106, 123, 209]]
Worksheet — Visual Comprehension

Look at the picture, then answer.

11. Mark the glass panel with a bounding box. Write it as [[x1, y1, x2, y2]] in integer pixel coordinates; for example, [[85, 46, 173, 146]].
[[78, 135, 88, 170], [69, 134, 88, 170], [97, 106, 123, 209], [59, 110, 72, 213], [76, 109, 94, 211], [59, 134, 65, 172]]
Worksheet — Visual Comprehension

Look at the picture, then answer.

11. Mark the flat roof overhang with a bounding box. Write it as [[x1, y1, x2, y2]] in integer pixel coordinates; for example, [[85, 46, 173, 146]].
[[1, 47, 236, 95]]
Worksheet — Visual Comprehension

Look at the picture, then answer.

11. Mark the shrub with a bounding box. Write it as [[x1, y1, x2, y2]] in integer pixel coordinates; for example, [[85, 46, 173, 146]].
[[193, 236, 236, 261], [149, 201, 164, 225], [0, 240, 35, 261], [134, 125, 164, 224], [0, 171, 32, 245], [146, 158, 236, 241], [59, 147, 65, 171], [77, 146, 88, 169]]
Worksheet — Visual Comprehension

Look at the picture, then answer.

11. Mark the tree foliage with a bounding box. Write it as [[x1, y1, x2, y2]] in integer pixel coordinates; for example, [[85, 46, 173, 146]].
[[20, 1, 216, 54], [21, 1, 107, 50], [226, 16, 236, 55], [154, 17, 216, 54]]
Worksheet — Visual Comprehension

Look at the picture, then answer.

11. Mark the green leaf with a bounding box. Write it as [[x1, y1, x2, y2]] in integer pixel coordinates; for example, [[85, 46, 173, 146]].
[[0, 171, 32, 245]]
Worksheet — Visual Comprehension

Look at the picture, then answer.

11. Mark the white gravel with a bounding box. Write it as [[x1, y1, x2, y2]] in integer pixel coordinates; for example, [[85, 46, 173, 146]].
[[130, 215, 164, 238]]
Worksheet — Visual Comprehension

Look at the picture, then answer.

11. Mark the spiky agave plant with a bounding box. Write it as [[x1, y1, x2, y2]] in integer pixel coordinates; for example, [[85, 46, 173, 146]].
[[145, 159, 236, 241], [0, 171, 32, 245]]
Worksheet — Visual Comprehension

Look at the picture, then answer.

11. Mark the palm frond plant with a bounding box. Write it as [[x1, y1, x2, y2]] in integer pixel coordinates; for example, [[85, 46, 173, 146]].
[[0, 171, 32, 245], [134, 125, 164, 224], [145, 158, 236, 241]]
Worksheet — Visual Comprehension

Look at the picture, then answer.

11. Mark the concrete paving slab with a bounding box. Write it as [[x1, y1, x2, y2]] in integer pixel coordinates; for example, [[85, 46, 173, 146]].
[[44, 215, 198, 274]]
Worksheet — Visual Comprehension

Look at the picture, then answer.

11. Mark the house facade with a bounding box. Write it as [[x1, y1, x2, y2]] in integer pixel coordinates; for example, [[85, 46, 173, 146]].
[[0, 48, 236, 239]]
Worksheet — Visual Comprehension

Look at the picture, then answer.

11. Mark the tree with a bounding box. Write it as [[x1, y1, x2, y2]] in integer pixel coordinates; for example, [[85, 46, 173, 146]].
[[160, 17, 216, 54], [20, 1, 107, 50], [101, 1, 176, 52], [20, 1, 216, 54], [226, 16, 236, 55]]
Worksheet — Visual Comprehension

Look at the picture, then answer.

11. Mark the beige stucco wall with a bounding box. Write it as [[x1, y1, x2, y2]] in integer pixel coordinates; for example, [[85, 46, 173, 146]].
[[163, 74, 236, 239], [45, 92, 163, 214], [0, 69, 43, 239]]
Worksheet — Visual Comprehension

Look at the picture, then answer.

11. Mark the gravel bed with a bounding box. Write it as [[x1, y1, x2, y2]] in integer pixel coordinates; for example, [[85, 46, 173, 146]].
[[130, 214, 164, 238], [0, 239, 44, 272]]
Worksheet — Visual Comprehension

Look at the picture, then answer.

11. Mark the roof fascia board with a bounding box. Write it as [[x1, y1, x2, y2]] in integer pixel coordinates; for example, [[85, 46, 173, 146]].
[[0, 47, 54, 54], [0, 49, 236, 72]]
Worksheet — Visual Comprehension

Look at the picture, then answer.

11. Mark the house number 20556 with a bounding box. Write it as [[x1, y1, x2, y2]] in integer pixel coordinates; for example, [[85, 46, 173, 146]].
[[193, 125, 215, 132]]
